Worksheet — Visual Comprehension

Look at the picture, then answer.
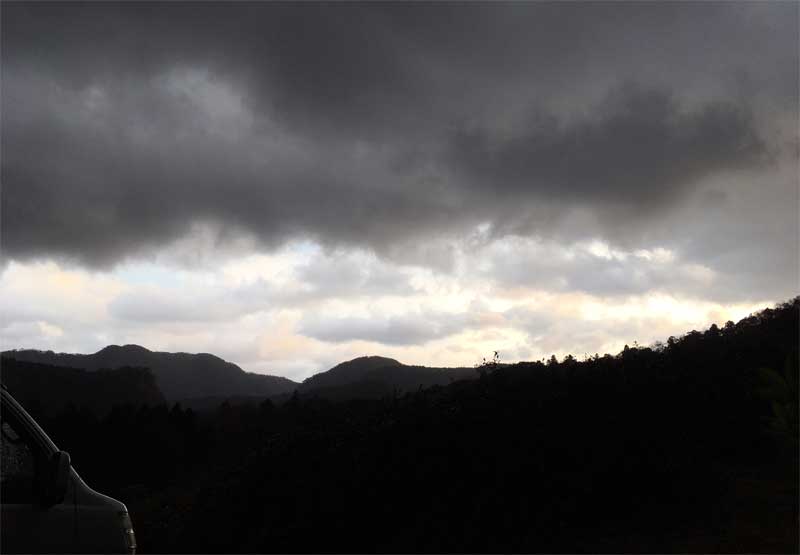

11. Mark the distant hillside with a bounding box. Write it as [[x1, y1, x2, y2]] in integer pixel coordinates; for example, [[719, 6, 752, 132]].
[[2, 345, 299, 401], [296, 355, 477, 401], [364, 363, 476, 390], [1, 347, 476, 409], [1, 358, 166, 416], [299, 356, 403, 391]]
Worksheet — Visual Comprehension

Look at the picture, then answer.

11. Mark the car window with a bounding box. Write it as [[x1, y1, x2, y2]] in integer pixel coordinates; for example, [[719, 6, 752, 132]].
[[1, 414, 37, 503]]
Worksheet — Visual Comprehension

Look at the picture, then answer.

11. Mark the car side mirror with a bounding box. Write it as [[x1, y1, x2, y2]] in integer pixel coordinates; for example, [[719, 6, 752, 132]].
[[41, 450, 71, 507]]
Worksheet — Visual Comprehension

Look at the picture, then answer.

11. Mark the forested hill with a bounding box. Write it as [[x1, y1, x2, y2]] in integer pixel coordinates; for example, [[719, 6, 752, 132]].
[[295, 355, 477, 401], [1, 348, 478, 408], [33, 297, 798, 553], [299, 355, 403, 390], [1, 345, 298, 401], [1, 358, 166, 416]]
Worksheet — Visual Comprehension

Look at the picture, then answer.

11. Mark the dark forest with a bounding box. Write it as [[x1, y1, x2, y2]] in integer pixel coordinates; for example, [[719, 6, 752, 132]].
[[4, 299, 797, 553]]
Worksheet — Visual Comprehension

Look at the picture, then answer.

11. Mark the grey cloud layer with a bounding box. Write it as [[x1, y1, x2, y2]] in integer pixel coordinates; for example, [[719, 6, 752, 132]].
[[450, 86, 764, 210], [107, 250, 419, 324], [298, 312, 470, 347], [2, 3, 797, 302]]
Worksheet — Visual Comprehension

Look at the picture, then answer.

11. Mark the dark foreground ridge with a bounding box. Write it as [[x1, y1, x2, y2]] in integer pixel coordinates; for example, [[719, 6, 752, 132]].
[[1, 359, 166, 416], [3, 298, 798, 553]]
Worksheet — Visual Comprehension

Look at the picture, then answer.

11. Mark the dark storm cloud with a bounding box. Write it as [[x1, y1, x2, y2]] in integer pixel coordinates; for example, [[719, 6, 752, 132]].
[[448, 85, 765, 210], [2, 2, 796, 276]]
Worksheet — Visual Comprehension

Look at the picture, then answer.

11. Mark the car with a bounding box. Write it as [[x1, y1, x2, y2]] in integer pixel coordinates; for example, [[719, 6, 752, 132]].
[[1, 383, 137, 554]]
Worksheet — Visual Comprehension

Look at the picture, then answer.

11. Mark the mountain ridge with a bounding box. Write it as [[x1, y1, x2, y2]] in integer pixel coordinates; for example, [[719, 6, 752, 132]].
[[296, 355, 477, 401], [299, 355, 403, 391], [2, 344, 298, 401], [2, 346, 480, 405]]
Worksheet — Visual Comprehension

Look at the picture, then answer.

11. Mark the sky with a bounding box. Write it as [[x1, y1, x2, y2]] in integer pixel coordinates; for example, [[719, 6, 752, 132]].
[[1, 2, 798, 381]]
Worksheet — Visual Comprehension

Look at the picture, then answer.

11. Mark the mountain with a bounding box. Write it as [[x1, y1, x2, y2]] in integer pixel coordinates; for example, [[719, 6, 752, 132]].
[[295, 355, 477, 401], [1, 358, 166, 416], [2, 345, 299, 401], [299, 356, 403, 391], [2, 346, 478, 407], [363, 363, 477, 390]]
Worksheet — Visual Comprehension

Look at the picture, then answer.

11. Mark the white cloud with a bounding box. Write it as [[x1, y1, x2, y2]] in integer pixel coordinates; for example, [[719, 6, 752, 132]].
[[0, 238, 786, 381]]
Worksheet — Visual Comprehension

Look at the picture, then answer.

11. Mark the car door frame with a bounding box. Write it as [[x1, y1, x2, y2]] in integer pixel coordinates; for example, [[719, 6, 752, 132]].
[[1, 388, 78, 554]]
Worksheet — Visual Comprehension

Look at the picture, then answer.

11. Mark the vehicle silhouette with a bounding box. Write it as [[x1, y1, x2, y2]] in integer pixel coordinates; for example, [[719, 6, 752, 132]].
[[1, 383, 136, 554]]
